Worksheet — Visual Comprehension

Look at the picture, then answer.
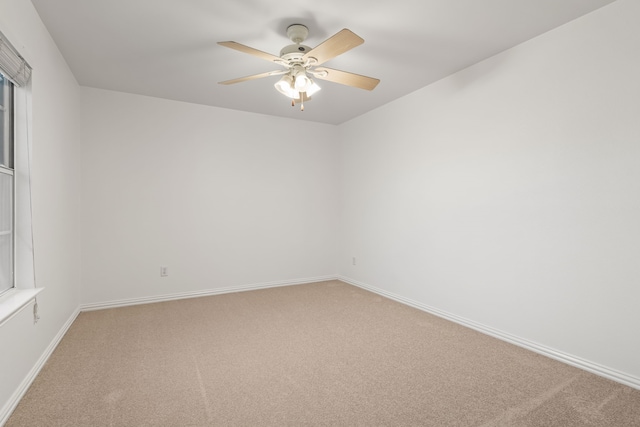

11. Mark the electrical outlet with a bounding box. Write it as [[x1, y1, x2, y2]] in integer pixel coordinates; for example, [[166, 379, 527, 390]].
[[160, 266, 168, 277]]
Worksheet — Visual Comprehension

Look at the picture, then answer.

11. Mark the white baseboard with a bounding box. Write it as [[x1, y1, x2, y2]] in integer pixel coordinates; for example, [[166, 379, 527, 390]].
[[80, 275, 339, 312], [0, 306, 81, 426], [338, 275, 640, 391]]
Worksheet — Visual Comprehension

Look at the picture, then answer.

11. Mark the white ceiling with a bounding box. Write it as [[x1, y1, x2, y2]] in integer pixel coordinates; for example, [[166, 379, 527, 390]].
[[30, 0, 615, 125]]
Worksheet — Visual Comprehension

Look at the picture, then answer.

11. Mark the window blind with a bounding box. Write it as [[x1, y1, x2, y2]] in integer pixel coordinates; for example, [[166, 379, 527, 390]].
[[0, 31, 32, 86]]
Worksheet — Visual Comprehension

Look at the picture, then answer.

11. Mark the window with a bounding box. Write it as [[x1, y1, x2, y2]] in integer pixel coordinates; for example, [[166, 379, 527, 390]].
[[0, 73, 13, 296], [0, 31, 38, 325]]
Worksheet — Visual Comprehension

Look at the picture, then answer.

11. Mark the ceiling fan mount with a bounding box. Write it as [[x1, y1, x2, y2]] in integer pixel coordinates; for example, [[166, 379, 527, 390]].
[[218, 23, 380, 110], [286, 24, 309, 44]]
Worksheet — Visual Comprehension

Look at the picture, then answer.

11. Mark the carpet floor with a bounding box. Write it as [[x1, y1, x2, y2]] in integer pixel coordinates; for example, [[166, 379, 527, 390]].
[[6, 280, 640, 426]]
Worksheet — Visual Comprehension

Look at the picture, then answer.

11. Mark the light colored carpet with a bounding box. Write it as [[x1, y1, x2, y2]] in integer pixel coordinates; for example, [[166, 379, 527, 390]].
[[7, 280, 640, 426]]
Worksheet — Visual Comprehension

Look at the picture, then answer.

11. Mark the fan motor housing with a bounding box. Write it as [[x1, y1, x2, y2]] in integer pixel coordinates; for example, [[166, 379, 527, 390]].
[[280, 44, 312, 62]]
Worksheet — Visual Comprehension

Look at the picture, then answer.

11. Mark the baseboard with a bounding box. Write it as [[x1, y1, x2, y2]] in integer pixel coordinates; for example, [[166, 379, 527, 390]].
[[0, 306, 81, 426], [338, 275, 640, 391], [80, 275, 339, 312]]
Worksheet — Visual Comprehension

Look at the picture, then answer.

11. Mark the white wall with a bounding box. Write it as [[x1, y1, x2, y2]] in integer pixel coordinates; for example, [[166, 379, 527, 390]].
[[80, 88, 339, 305], [0, 0, 82, 422], [339, 0, 640, 382]]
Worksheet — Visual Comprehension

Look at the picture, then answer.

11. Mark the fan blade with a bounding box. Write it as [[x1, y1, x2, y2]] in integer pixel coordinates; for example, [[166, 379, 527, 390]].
[[219, 70, 287, 85], [218, 41, 282, 63], [303, 29, 364, 66], [313, 67, 379, 91]]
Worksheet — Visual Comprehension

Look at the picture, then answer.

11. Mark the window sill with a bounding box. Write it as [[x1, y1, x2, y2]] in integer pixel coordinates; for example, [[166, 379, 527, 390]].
[[0, 288, 44, 327]]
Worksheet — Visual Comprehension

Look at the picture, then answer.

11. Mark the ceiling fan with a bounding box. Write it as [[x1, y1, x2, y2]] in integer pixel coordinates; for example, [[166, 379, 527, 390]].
[[218, 24, 380, 111]]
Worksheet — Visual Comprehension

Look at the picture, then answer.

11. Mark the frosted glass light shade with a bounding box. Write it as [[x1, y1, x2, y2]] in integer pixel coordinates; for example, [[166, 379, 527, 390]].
[[274, 74, 299, 98], [305, 80, 321, 97]]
